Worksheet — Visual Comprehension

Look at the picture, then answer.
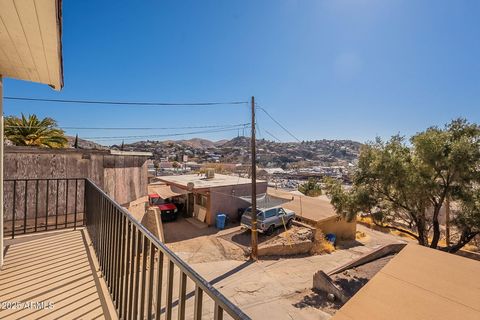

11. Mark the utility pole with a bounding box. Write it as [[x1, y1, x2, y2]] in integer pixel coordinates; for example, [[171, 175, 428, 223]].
[[250, 96, 258, 260]]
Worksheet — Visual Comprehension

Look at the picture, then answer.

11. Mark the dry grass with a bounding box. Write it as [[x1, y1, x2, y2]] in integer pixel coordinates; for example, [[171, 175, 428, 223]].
[[356, 230, 367, 240], [310, 231, 335, 255], [463, 241, 480, 252], [357, 216, 480, 252], [357, 216, 417, 240]]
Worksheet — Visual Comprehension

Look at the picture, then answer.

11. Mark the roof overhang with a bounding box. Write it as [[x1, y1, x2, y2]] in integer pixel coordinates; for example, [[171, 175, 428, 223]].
[[0, 0, 63, 90], [148, 183, 186, 200], [110, 150, 153, 157]]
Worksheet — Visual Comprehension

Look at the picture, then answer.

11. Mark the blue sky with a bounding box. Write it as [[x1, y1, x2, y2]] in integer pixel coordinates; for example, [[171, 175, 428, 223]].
[[4, 0, 480, 145]]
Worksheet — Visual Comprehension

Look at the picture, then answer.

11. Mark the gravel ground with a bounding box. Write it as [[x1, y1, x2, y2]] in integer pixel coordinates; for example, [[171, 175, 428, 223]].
[[331, 254, 394, 298], [292, 254, 396, 315], [220, 225, 314, 250]]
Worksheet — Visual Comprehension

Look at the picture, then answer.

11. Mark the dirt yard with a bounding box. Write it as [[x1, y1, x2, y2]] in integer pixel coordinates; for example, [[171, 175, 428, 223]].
[[163, 218, 409, 320], [163, 218, 248, 263], [164, 216, 317, 262], [220, 225, 314, 251]]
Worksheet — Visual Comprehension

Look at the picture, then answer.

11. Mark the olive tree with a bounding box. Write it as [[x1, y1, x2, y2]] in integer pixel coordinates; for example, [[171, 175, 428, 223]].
[[324, 119, 480, 252]]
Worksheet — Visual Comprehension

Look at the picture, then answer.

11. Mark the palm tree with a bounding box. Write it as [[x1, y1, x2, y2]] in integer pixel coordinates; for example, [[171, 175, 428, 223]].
[[4, 114, 68, 148]]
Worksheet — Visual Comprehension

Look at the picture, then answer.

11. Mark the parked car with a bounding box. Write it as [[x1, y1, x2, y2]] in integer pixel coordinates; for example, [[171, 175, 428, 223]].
[[241, 206, 295, 235], [148, 194, 178, 222]]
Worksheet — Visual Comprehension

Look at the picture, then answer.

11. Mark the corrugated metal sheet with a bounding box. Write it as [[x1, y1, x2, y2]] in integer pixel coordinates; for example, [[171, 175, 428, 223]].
[[148, 183, 185, 199]]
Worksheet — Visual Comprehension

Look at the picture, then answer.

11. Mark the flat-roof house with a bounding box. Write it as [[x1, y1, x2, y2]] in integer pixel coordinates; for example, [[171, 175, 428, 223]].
[[268, 188, 356, 240], [158, 173, 267, 225]]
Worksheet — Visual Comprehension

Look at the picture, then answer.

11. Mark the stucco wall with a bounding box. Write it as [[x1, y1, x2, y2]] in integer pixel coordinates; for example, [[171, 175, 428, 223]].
[[5, 147, 105, 184], [4, 147, 149, 217], [317, 216, 356, 240], [103, 153, 149, 205], [208, 181, 268, 225]]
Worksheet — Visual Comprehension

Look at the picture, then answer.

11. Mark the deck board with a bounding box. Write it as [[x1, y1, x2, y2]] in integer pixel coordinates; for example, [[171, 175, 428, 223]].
[[0, 229, 115, 319]]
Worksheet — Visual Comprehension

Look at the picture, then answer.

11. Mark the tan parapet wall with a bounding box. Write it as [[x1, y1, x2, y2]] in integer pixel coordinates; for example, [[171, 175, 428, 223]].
[[141, 207, 164, 243], [317, 217, 357, 240], [4, 147, 149, 210]]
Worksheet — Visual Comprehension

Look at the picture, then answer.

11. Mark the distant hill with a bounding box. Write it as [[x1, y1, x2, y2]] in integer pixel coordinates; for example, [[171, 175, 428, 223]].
[[67, 136, 108, 150], [220, 136, 250, 148], [113, 136, 362, 167], [174, 138, 217, 149]]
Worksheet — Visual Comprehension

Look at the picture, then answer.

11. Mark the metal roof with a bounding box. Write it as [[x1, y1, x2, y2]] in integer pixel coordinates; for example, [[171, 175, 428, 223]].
[[158, 174, 264, 190], [148, 183, 186, 199], [268, 188, 339, 222]]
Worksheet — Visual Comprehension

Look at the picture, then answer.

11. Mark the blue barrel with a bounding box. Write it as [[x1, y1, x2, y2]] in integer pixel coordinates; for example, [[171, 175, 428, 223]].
[[216, 214, 227, 229], [325, 233, 336, 245]]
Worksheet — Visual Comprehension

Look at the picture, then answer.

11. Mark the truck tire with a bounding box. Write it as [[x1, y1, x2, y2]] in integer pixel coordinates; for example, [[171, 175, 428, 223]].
[[266, 225, 275, 236], [286, 219, 293, 229]]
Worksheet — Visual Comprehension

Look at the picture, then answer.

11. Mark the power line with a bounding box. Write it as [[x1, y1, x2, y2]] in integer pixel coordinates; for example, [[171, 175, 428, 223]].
[[264, 130, 282, 142], [87, 126, 249, 140], [256, 105, 301, 142], [255, 122, 262, 139], [4, 123, 249, 131], [87, 125, 250, 141], [4, 96, 249, 107]]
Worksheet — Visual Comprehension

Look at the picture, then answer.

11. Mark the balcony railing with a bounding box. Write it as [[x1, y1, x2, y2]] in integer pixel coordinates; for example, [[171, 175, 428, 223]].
[[3, 178, 85, 238], [3, 178, 250, 320]]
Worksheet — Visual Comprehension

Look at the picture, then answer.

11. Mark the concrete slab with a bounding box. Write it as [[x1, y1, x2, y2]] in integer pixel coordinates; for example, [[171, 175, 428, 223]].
[[333, 244, 480, 320]]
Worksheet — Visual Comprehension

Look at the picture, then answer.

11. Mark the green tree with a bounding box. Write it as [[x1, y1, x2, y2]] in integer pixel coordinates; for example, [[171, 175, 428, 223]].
[[5, 114, 68, 148], [324, 119, 480, 252], [298, 178, 322, 197]]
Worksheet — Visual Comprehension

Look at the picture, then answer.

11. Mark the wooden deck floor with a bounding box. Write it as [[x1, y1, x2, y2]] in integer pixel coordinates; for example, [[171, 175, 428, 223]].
[[0, 229, 116, 320]]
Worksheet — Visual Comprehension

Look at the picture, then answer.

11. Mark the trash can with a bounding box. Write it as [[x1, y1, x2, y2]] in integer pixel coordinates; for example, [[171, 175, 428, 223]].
[[325, 233, 336, 245], [216, 214, 227, 230]]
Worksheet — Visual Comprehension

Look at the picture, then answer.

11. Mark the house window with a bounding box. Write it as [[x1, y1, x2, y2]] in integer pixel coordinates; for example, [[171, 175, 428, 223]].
[[196, 194, 207, 207]]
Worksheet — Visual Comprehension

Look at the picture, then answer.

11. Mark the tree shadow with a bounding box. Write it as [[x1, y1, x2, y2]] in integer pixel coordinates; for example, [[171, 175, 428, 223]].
[[336, 239, 365, 250]]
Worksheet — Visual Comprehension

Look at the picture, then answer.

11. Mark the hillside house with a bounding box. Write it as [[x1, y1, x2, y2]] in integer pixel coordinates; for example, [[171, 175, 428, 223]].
[[268, 188, 356, 240], [158, 173, 267, 225]]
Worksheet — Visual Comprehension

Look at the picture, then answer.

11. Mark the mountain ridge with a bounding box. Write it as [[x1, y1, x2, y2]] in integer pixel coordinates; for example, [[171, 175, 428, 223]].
[[112, 136, 362, 166]]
